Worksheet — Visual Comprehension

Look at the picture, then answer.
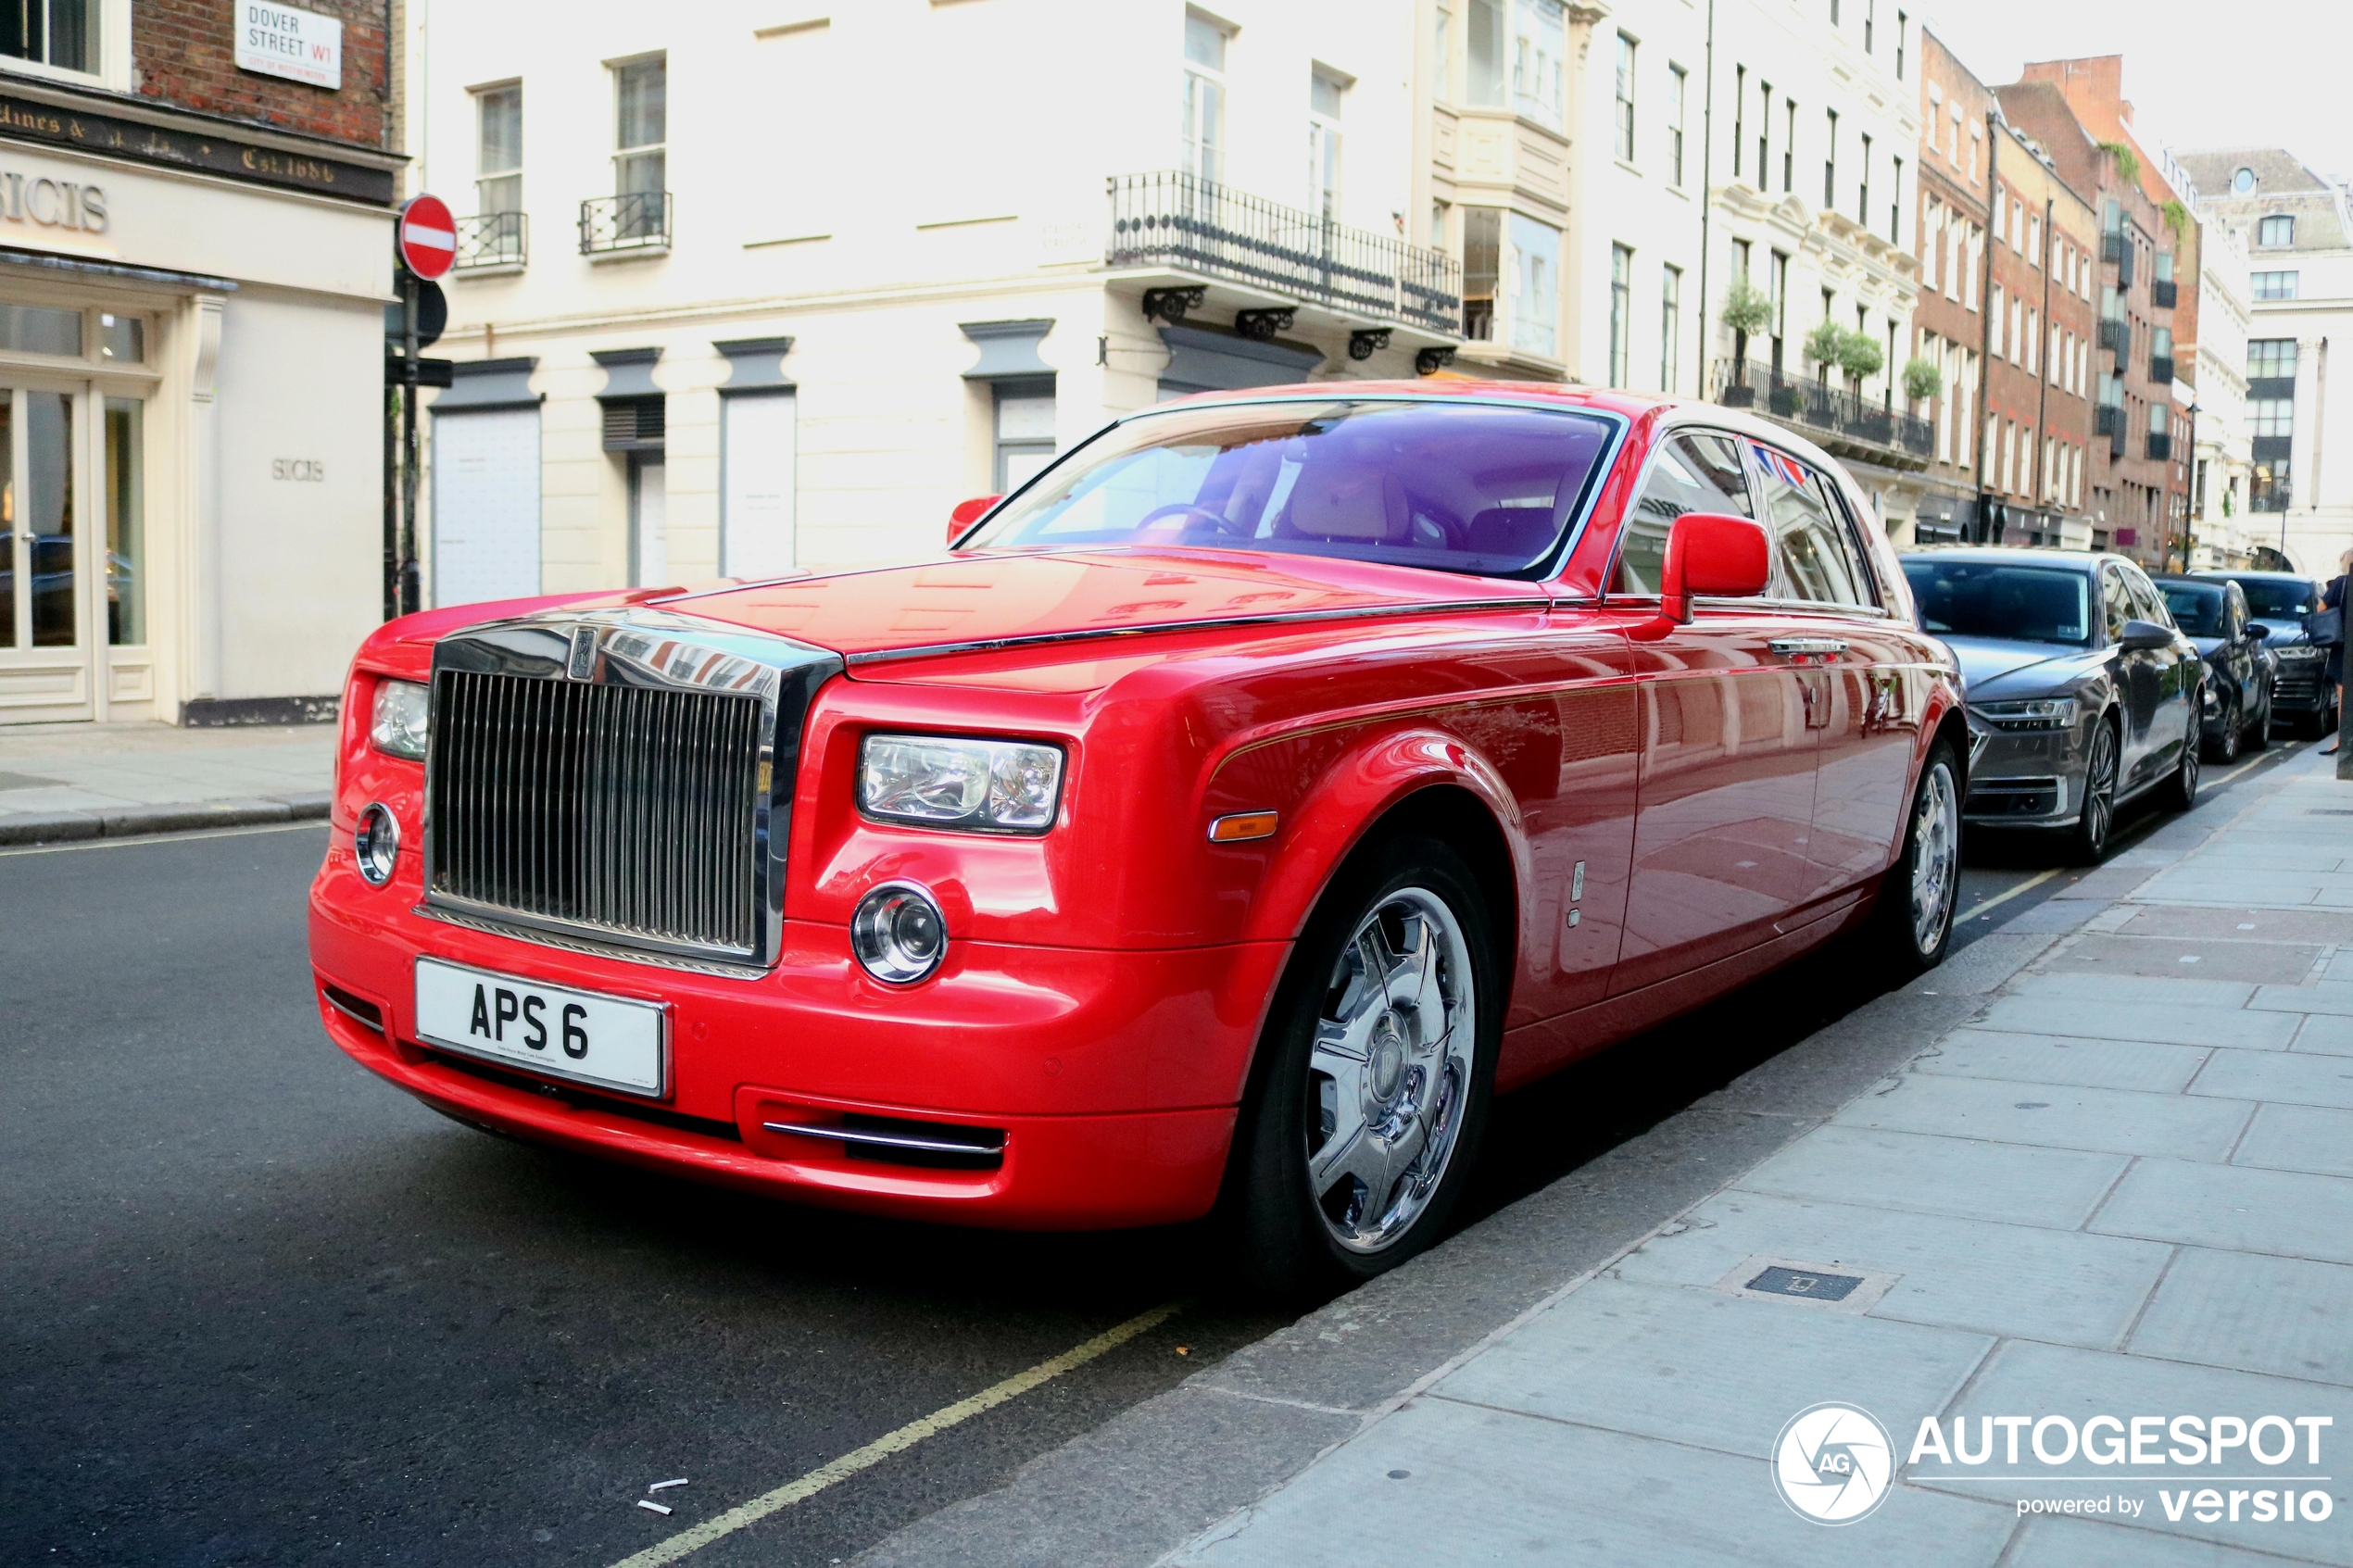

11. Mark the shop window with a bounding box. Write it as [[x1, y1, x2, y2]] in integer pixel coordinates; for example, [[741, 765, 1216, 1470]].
[[0, 301, 81, 357], [0, 0, 94, 74], [1462, 207, 1500, 340], [994, 380, 1056, 492], [105, 395, 140, 645]]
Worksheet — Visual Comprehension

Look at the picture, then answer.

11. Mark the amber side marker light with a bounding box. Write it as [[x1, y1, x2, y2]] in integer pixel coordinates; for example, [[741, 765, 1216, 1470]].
[[1208, 811, 1280, 843]]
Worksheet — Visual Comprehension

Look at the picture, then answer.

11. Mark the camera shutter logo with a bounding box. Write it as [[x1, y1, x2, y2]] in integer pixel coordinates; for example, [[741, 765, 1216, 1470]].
[[1771, 1402, 1896, 1524]]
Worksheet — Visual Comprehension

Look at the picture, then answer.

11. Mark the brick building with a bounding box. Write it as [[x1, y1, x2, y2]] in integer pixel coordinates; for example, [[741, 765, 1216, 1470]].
[[1907, 30, 1989, 541], [1982, 119, 2098, 546], [0, 2, 403, 726], [1999, 59, 2195, 565]]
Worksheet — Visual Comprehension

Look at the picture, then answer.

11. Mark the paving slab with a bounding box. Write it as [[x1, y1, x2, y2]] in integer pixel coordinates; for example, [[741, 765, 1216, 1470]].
[[2045, 934, 2327, 985], [1733, 1124, 2131, 1229], [1909, 1340, 2353, 1565], [2191, 1050, 2353, 1111], [2093, 1159, 2353, 1266], [1920, 1029, 2212, 1094], [1831, 1072, 2255, 1161], [2233, 1104, 2353, 1180], [1172, 1398, 2020, 1568], [2292, 1016, 2353, 1057], [1612, 1191, 2173, 1348], [2008, 972, 2263, 1009], [2127, 1247, 2353, 1389], [1429, 1277, 1991, 1460], [2008, 1513, 2342, 1568], [2250, 983, 2353, 1017], [1969, 996, 2297, 1051]]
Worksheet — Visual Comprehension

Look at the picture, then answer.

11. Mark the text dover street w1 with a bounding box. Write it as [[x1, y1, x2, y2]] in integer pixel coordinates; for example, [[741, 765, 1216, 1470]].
[[235, 2, 343, 92]]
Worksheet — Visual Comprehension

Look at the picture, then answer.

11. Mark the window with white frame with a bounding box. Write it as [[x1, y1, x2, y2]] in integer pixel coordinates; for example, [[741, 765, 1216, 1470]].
[[475, 84, 522, 217], [1182, 14, 1228, 185], [1510, 212, 1562, 358], [1607, 242, 1631, 384], [1432, 0, 1453, 101], [1, 0, 94, 74], [1660, 262, 1680, 393], [1466, 0, 1504, 107], [1612, 33, 1635, 162], [1308, 68, 1345, 220], [2258, 214, 2294, 247], [613, 56, 665, 199], [2252, 271, 2298, 300], [1514, 0, 1566, 124], [1667, 64, 1686, 184]]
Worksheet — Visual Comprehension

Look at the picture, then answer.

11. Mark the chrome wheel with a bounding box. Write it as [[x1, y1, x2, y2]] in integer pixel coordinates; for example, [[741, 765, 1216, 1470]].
[[2215, 696, 2242, 763], [1909, 760, 1960, 955], [2081, 723, 2119, 855], [1305, 888, 1476, 1255]]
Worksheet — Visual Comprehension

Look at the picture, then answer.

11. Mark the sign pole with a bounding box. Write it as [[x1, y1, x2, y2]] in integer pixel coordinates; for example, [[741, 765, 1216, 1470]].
[[399, 268, 422, 617], [382, 346, 398, 621]]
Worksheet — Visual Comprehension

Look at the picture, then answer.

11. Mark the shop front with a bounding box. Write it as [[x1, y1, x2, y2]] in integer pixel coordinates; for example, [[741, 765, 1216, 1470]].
[[0, 90, 397, 726]]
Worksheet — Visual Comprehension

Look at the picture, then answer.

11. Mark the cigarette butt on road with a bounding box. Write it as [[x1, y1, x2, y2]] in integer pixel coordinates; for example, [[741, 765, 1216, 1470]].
[[1176, 1346, 1189, 1355], [649, 1478, 688, 1490], [636, 1499, 673, 1515]]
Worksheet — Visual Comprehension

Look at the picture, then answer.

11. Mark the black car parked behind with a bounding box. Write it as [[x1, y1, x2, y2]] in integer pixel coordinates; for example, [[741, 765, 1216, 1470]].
[[2154, 575, 2273, 762], [2196, 571, 2334, 737]]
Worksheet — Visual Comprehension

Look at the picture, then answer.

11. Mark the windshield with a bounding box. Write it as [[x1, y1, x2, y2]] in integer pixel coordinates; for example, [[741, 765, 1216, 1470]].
[[2159, 583, 2226, 636], [965, 399, 1617, 576], [1902, 558, 2094, 646], [2223, 577, 2320, 619]]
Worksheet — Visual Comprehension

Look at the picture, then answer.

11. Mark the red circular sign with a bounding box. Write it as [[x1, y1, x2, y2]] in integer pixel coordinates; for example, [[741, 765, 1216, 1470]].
[[397, 194, 457, 280]]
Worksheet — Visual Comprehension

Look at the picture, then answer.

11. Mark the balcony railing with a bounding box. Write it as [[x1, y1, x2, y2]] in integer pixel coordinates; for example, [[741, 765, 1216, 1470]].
[[2098, 318, 2129, 355], [2096, 404, 2124, 436], [456, 211, 527, 270], [1713, 359, 1933, 462], [2146, 433, 2173, 461], [2150, 354, 2175, 385], [1108, 170, 1462, 335], [2101, 232, 2125, 265], [580, 191, 670, 256], [2152, 279, 2178, 308]]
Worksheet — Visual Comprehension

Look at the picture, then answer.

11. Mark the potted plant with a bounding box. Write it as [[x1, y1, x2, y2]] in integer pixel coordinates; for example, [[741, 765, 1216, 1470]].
[[1837, 329, 1885, 397], [1902, 356, 1944, 415], [1803, 319, 1848, 385], [1720, 280, 1771, 405]]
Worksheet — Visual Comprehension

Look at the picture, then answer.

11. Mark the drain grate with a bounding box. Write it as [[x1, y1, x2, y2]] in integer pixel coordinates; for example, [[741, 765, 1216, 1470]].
[[1746, 1265, 1864, 1301]]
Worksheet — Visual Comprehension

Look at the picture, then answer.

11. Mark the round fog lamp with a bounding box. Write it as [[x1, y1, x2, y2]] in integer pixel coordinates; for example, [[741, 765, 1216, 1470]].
[[354, 801, 400, 886], [850, 882, 948, 985]]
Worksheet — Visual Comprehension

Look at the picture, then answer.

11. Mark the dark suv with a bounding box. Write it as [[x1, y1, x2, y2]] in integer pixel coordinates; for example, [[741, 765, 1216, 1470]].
[[2195, 571, 2334, 736]]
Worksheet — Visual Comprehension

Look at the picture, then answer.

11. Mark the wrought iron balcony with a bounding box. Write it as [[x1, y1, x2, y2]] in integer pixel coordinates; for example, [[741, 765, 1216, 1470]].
[[1713, 359, 1932, 467], [2098, 318, 2129, 355], [2150, 354, 2175, 385], [2101, 232, 2125, 265], [1107, 170, 1462, 336], [2152, 279, 2178, 308], [580, 191, 671, 256], [2146, 432, 2173, 461], [456, 211, 527, 270]]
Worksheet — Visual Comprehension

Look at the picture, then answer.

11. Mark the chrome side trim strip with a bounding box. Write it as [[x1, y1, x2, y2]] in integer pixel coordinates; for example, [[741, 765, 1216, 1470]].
[[841, 596, 1550, 668], [761, 1120, 1008, 1156], [321, 988, 384, 1033]]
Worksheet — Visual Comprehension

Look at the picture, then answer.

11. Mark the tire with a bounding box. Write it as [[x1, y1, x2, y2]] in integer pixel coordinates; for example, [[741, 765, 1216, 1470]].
[[2067, 718, 2121, 865], [1865, 736, 1962, 976], [2158, 704, 2201, 813], [2207, 694, 2242, 764], [1225, 834, 1502, 1298]]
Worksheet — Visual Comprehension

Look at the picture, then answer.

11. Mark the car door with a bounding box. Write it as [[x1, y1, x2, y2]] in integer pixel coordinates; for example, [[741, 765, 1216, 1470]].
[[1612, 429, 1821, 993], [2102, 564, 2161, 785], [1759, 462, 1925, 902], [2219, 583, 2254, 718], [2124, 564, 2195, 784]]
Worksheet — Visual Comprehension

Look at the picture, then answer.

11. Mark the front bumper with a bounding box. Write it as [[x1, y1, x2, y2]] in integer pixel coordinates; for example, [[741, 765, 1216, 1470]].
[[2271, 653, 2331, 714], [309, 844, 1286, 1230], [1961, 718, 2091, 829]]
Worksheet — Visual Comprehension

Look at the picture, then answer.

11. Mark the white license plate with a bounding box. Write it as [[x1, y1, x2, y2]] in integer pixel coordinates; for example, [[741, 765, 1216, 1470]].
[[414, 958, 669, 1097]]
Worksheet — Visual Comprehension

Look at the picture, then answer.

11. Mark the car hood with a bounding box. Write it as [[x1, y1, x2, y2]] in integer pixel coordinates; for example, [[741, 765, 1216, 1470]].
[[667, 548, 1547, 663], [2251, 617, 2309, 647], [1943, 635, 2108, 700]]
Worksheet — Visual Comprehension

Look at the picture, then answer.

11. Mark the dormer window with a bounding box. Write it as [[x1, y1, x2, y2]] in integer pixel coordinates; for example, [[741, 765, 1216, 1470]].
[[2232, 167, 2256, 194], [2259, 214, 2294, 247]]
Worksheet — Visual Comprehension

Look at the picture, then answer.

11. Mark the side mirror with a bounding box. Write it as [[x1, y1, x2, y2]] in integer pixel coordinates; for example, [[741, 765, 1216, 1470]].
[[948, 495, 1000, 548], [2119, 619, 2174, 651], [2246, 622, 2271, 642], [1658, 510, 1770, 623]]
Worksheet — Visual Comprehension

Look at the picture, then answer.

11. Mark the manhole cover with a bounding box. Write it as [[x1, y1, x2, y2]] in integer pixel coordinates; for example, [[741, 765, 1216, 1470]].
[[1745, 1265, 1864, 1301]]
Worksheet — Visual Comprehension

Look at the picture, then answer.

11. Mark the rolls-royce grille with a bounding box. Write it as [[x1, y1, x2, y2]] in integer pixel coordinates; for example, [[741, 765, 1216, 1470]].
[[428, 669, 764, 955]]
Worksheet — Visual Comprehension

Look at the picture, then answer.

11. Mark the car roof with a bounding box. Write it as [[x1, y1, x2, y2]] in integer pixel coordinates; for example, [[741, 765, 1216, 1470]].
[[1897, 546, 2111, 570], [2195, 569, 2311, 581]]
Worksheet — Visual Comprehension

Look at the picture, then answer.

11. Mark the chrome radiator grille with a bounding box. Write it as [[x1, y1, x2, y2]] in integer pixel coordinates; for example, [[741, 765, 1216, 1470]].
[[427, 669, 764, 956]]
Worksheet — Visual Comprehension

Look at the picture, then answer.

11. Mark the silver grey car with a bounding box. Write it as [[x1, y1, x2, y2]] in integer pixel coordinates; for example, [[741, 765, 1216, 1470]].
[[1899, 547, 2205, 861]]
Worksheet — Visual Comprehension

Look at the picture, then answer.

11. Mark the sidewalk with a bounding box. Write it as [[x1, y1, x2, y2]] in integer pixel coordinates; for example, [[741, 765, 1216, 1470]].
[[1168, 747, 2353, 1566], [0, 720, 334, 845]]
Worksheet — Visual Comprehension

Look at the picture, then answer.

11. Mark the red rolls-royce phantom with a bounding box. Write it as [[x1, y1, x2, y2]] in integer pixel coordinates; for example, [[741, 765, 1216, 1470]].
[[309, 385, 1965, 1291]]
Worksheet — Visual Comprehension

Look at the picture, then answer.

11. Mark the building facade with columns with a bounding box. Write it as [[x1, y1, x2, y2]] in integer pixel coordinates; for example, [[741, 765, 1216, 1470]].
[[0, 0, 400, 726], [410, 0, 1465, 603], [2174, 148, 2353, 575]]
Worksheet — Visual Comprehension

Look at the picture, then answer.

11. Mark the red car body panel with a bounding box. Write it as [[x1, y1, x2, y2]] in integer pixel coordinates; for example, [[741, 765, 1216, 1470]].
[[309, 383, 1962, 1228]]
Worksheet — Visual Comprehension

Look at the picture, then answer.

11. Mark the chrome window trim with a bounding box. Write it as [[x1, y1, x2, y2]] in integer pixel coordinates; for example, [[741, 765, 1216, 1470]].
[[423, 607, 840, 970]]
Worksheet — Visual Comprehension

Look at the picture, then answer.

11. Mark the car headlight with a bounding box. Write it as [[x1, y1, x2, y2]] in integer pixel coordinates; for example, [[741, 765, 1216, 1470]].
[[370, 678, 429, 759], [858, 733, 1065, 833], [1973, 696, 2081, 732], [2280, 645, 2325, 660]]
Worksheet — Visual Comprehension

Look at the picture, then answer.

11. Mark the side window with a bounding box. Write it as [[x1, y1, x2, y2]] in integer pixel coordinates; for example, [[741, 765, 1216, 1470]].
[[2226, 586, 2246, 638], [1808, 473, 1882, 608], [1751, 443, 1868, 606], [2126, 570, 2171, 627], [1614, 431, 1753, 595], [2101, 568, 2133, 643]]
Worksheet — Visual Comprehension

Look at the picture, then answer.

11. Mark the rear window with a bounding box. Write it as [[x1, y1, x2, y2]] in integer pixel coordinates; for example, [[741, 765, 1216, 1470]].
[[1902, 558, 2094, 646], [2223, 577, 2320, 619], [964, 399, 1617, 577]]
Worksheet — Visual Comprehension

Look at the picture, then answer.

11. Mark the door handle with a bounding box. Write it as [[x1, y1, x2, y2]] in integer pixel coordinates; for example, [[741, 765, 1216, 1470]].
[[1768, 636, 1847, 659]]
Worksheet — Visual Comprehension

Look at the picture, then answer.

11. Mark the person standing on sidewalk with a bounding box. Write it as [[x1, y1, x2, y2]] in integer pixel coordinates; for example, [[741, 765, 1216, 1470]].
[[2323, 548, 2352, 756]]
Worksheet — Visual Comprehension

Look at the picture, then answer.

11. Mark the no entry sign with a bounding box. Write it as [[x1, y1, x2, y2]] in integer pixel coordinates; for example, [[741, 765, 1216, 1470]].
[[397, 194, 457, 280]]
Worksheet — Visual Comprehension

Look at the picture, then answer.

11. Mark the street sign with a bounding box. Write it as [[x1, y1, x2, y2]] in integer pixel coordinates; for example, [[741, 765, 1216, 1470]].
[[384, 281, 446, 349], [384, 356, 454, 388], [398, 194, 457, 280]]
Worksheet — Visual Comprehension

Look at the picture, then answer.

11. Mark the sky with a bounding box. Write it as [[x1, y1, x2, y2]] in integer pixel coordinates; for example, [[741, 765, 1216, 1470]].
[[1917, 0, 2348, 190]]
